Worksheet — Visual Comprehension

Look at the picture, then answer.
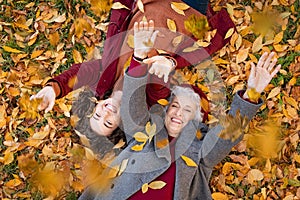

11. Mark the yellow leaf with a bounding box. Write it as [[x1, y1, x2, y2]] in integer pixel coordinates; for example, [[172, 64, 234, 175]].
[[118, 159, 129, 176], [274, 31, 284, 44], [226, 75, 239, 86], [156, 138, 169, 149], [183, 45, 199, 52], [273, 44, 288, 52], [236, 48, 249, 63], [294, 153, 300, 164], [283, 96, 298, 109], [108, 165, 120, 178], [267, 87, 281, 99], [247, 169, 264, 183], [3, 46, 23, 53], [224, 28, 234, 39], [5, 178, 22, 188], [67, 76, 78, 88], [3, 151, 14, 165], [32, 130, 49, 140], [0, 104, 7, 128], [171, 4, 185, 15], [181, 155, 197, 167], [200, 97, 209, 112], [73, 49, 83, 63], [196, 40, 210, 47], [157, 99, 169, 106], [48, 32, 60, 46], [171, 2, 190, 10], [196, 130, 202, 140], [31, 49, 44, 59], [8, 86, 20, 97], [145, 122, 156, 141], [212, 192, 229, 200], [127, 34, 134, 48], [131, 142, 146, 151], [111, 2, 130, 10], [288, 76, 296, 86], [142, 183, 149, 193], [28, 36, 37, 46], [113, 139, 126, 149], [85, 147, 96, 160], [167, 18, 177, 33], [213, 58, 230, 65], [172, 35, 183, 47], [252, 35, 263, 53], [137, 0, 144, 13], [148, 180, 167, 189], [133, 132, 149, 142]]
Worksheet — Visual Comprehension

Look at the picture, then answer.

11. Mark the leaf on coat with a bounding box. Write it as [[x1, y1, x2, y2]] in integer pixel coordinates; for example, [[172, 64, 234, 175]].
[[111, 2, 130, 10], [131, 142, 146, 151], [118, 159, 129, 176], [127, 34, 134, 48], [224, 28, 235, 39], [145, 122, 156, 142], [171, 2, 190, 10], [142, 183, 149, 193], [157, 99, 169, 106], [148, 180, 167, 189], [171, 3, 185, 15], [218, 110, 249, 142], [133, 132, 149, 143], [181, 155, 197, 167], [196, 130, 202, 140], [113, 139, 126, 149], [167, 18, 177, 33], [137, 0, 144, 13], [156, 138, 169, 149]]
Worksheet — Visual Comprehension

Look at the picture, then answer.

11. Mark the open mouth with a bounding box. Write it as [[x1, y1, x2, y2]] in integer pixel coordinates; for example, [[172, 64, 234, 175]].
[[171, 117, 182, 124]]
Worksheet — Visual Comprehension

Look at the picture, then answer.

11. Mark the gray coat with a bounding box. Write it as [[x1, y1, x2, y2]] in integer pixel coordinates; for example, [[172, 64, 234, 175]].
[[79, 73, 262, 200]]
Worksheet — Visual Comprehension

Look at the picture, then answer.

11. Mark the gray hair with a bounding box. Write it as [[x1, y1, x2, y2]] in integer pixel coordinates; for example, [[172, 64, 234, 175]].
[[168, 86, 203, 122]]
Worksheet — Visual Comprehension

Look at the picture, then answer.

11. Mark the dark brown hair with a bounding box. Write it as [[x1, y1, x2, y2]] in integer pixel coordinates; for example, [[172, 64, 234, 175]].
[[71, 87, 126, 157]]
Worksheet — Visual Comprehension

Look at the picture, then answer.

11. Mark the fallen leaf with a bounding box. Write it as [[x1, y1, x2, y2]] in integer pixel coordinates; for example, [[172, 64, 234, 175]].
[[3, 46, 23, 53], [236, 48, 249, 63], [224, 28, 235, 39]]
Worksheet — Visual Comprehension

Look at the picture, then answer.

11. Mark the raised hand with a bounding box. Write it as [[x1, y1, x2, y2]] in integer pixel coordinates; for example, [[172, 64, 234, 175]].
[[244, 52, 281, 99], [30, 86, 56, 113], [144, 55, 176, 83], [133, 20, 159, 59]]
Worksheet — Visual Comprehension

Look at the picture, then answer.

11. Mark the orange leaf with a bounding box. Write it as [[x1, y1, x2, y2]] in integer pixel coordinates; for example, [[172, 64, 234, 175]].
[[157, 99, 169, 106], [31, 49, 44, 59], [156, 138, 169, 149], [48, 32, 60, 46], [212, 192, 229, 200], [73, 49, 83, 63], [5, 178, 23, 188], [3, 46, 23, 53]]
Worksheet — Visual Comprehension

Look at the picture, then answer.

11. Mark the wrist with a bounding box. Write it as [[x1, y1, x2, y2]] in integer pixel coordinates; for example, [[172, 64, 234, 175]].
[[45, 82, 61, 98], [243, 88, 261, 103], [133, 51, 148, 60]]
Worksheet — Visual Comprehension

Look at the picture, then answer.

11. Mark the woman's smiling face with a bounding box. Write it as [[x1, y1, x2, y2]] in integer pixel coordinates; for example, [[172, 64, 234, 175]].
[[89, 91, 122, 136], [164, 95, 197, 137]]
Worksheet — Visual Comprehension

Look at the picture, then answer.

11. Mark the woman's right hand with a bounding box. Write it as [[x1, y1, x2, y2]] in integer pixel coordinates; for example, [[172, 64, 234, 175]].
[[30, 86, 56, 113], [133, 20, 158, 59]]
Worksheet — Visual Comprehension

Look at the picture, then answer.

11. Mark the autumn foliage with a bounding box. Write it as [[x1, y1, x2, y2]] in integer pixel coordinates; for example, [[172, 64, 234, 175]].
[[0, 0, 299, 199]]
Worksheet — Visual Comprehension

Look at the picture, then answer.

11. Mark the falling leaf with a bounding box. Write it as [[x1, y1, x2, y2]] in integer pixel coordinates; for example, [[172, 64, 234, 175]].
[[127, 34, 134, 48], [167, 19, 177, 32], [236, 48, 249, 63], [224, 28, 235, 39], [157, 99, 169, 106], [111, 2, 130, 10], [3, 46, 23, 53], [181, 155, 197, 167], [137, 0, 144, 13], [172, 35, 183, 47], [148, 180, 167, 189], [252, 35, 263, 53], [218, 110, 249, 142]]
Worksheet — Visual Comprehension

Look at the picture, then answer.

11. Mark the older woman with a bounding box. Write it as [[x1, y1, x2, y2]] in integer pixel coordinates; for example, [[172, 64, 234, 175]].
[[78, 22, 281, 199]]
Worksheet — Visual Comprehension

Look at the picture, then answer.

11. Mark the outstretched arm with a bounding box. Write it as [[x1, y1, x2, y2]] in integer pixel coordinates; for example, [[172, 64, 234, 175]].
[[200, 52, 281, 168]]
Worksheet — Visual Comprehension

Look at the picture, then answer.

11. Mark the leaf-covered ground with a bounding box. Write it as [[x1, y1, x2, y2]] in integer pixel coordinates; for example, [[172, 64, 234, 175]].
[[0, 0, 299, 199]]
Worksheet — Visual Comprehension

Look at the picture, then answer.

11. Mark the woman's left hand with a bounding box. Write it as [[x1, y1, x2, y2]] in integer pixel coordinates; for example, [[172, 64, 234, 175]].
[[244, 52, 281, 99]]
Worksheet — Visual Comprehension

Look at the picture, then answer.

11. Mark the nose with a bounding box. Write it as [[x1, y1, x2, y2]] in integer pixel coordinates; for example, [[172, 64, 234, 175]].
[[175, 108, 182, 117]]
